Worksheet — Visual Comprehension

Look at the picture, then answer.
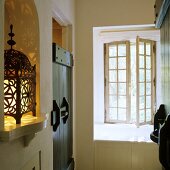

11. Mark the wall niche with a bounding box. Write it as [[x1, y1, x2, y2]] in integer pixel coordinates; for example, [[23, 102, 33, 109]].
[[0, 0, 46, 145]]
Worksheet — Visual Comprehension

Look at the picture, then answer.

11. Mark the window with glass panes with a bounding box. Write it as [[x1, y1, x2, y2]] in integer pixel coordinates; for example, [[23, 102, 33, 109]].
[[104, 41, 130, 123], [104, 38, 156, 125], [136, 37, 156, 125]]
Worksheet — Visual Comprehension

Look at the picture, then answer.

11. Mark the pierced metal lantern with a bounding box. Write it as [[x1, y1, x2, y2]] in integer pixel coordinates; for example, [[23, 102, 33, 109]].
[[4, 25, 36, 124]]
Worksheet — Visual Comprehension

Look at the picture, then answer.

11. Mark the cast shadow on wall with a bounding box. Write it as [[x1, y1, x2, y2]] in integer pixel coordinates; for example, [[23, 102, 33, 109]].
[[5, 0, 39, 66]]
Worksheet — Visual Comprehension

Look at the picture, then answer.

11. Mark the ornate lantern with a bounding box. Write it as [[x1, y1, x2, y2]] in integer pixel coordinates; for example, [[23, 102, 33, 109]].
[[4, 25, 36, 124]]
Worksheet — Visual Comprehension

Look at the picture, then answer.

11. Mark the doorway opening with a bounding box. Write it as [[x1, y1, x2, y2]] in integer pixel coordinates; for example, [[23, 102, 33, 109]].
[[52, 18, 63, 47]]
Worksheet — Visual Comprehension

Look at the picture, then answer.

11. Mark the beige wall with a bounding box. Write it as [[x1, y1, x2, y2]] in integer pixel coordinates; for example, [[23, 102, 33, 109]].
[[75, 0, 155, 170], [0, 0, 75, 169], [95, 141, 161, 170], [0, 0, 157, 169], [0, 0, 53, 169]]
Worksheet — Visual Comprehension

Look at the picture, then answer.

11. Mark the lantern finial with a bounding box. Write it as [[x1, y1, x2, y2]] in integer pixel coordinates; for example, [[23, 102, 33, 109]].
[[7, 24, 16, 50]]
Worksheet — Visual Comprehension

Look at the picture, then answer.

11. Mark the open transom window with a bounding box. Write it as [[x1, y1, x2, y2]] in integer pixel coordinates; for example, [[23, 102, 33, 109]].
[[104, 37, 156, 126]]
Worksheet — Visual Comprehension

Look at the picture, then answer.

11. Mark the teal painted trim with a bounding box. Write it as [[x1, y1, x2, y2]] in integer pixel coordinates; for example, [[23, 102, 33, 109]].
[[156, 0, 170, 28]]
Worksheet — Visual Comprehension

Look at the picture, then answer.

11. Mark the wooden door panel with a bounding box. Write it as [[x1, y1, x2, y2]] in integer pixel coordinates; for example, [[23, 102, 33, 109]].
[[52, 43, 74, 170]]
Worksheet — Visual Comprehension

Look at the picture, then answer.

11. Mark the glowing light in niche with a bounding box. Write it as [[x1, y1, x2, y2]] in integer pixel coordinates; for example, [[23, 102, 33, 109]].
[[4, 25, 36, 124], [5, 115, 38, 128]]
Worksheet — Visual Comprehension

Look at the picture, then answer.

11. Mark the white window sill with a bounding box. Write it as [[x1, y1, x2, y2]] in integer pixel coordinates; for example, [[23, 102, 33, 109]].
[[94, 123, 153, 142]]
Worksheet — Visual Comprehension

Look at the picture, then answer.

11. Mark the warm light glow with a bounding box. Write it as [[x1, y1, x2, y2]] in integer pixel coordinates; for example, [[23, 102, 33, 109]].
[[4, 116, 16, 126], [21, 114, 37, 124], [4, 114, 37, 128]]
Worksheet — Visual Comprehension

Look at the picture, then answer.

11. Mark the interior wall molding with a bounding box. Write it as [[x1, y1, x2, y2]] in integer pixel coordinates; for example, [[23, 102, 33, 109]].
[[52, 0, 70, 26]]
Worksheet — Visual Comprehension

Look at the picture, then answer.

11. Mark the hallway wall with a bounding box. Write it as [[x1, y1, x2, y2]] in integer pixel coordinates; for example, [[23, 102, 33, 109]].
[[0, 1, 53, 169], [75, 0, 155, 170], [0, 0, 75, 169]]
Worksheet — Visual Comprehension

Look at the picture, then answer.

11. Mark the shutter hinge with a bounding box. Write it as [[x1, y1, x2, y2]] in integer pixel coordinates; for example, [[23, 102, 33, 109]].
[[153, 77, 156, 87], [153, 43, 156, 54], [105, 77, 106, 86]]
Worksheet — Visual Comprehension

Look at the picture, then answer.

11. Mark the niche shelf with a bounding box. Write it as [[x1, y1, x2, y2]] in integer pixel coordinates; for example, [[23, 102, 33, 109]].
[[0, 115, 47, 146], [0, 0, 45, 146]]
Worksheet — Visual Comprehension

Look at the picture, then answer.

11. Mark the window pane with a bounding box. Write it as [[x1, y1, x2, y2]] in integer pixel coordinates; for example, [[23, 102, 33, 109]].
[[146, 96, 151, 108], [109, 57, 117, 69], [131, 44, 136, 58], [118, 70, 126, 82], [109, 83, 117, 95], [146, 109, 151, 122], [146, 43, 151, 55], [109, 108, 117, 120], [131, 105, 136, 122], [109, 96, 117, 107], [139, 96, 145, 109], [118, 108, 126, 121], [109, 70, 117, 82], [139, 110, 145, 123], [109, 45, 117, 57], [139, 42, 144, 54], [146, 56, 151, 69], [139, 69, 145, 82], [139, 83, 145, 96], [139, 55, 144, 68], [118, 57, 126, 69], [118, 44, 126, 56], [118, 83, 126, 95], [118, 96, 126, 107], [146, 70, 151, 81], [146, 83, 151, 95]]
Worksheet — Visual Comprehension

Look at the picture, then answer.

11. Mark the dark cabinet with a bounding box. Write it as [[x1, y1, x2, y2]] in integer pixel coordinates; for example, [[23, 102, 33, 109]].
[[51, 43, 74, 170]]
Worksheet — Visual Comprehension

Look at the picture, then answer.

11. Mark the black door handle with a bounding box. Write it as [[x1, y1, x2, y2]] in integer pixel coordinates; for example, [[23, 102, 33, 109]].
[[60, 97, 69, 124], [51, 100, 60, 131]]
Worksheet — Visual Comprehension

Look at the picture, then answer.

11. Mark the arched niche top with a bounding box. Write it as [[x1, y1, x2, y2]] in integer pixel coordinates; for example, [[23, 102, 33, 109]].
[[4, 0, 40, 117], [0, 0, 45, 142], [5, 0, 39, 66]]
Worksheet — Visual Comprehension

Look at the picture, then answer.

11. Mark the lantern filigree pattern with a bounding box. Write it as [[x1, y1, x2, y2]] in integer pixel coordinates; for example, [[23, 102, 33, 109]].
[[20, 79, 35, 113], [4, 25, 36, 124], [4, 79, 17, 114]]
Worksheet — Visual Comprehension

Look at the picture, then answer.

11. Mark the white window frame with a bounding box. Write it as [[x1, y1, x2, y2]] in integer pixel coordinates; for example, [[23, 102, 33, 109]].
[[104, 38, 156, 125], [136, 37, 156, 126], [104, 41, 131, 123], [93, 26, 160, 127]]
